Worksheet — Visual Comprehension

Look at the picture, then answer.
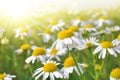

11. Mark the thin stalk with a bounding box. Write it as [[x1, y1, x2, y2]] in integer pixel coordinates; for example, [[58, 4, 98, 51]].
[[89, 48, 97, 80], [28, 64, 33, 75], [70, 51, 84, 80], [96, 54, 108, 80]]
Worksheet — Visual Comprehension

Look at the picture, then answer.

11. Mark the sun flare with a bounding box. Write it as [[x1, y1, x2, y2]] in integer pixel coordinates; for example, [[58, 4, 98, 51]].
[[0, 0, 38, 20]]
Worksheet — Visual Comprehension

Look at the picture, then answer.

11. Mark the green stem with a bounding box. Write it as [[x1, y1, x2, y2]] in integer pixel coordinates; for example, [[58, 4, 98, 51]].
[[89, 48, 97, 80], [111, 33, 114, 40], [28, 64, 33, 75], [96, 54, 108, 80], [69, 51, 84, 80]]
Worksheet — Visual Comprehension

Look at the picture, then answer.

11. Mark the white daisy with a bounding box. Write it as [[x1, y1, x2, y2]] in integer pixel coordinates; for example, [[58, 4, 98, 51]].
[[110, 68, 120, 80], [48, 19, 65, 31], [0, 73, 16, 80], [25, 47, 47, 64], [93, 41, 120, 59], [80, 24, 96, 32], [1, 37, 9, 45], [94, 16, 112, 28], [52, 29, 81, 50], [14, 28, 31, 40], [38, 29, 55, 43], [61, 57, 84, 79], [76, 37, 98, 50], [71, 17, 87, 26], [105, 25, 120, 34], [15, 43, 31, 55], [91, 10, 107, 18], [33, 61, 63, 80], [113, 34, 120, 46], [46, 48, 67, 61], [90, 30, 109, 36], [68, 26, 82, 39]]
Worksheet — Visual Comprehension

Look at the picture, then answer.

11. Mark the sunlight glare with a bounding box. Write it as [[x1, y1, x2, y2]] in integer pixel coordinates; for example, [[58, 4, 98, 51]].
[[0, 0, 37, 20]]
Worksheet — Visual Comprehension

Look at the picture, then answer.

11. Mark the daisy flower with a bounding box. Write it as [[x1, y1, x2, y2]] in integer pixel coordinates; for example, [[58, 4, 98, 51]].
[[1, 37, 9, 45], [80, 24, 96, 32], [94, 16, 112, 28], [25, 47, 46, 64], [110, 68, 120, 80], [52, 29, 81, 50], [105, 26, 120, 34], [38, 29, 55, 43], [71, 17, 87, 26], [14, 28, 31, 40], [90, 30, 109, 36], [113, 34, 120, 46], [93, 41, 120, 59], [0, 73, 16, 80], [46, 48, 67, 61], [68, 26, 82, 39], [76, 37, 98, 50], [91, 10, 107, 18], [33, 61, 63, 80], [16, 43, 31, 54], [61, 57, 84, 79], [48, 19, 65, 31]]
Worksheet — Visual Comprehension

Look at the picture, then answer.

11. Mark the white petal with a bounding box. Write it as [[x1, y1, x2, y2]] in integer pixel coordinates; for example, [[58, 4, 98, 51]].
[[93, 46, 102, 54], [35, 72, 44, 80], [114, 47, 120, 53], [110, 76, 118, 80], [74, 67, 80, 75], [102, 49, 106, 59], [25, 56, 34, 64], [42, 72, 49, 80], [33, 69, 43, 77], [64, 67, 73, 73], [71, 37, 81, 46], [55, 56, 60, 61], [50, 73, 55, 80], [32, 57, 37, 64], [15, 49, 23, 54], [34, 68, 43, 73], [53, 71, 63, 78], [108, 48, 117, 57]]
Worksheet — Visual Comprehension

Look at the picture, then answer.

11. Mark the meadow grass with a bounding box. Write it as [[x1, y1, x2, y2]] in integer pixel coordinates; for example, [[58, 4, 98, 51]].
[[0, 7, 120, 80]]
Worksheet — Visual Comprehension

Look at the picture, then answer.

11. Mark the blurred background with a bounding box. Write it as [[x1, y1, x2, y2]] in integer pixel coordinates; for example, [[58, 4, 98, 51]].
[[0, 0, 120, 20]]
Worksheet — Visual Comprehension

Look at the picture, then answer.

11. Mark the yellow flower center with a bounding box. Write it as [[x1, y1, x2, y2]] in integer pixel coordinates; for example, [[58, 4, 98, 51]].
[[43, 62, 57, 72], [50, 20, 58, 25], [110, 68, 120, 79], [58, 30, 74, 39], [101, 41, 113, 48], [50, 48, 58, 55], [83, 25, 92, 29], [32, 47, 46, 56], [76, 17, 84, 20], [100, 16, 107, 20], [44, 29, 53, 34], [68, 26, 79, 32], [86, 42, 92, 48], [20, 28, 28, 33], [95, 64, 101, 70], [20, 44, 31, 51], [117, 34, 120, 40], [0, 74, 6, 79], [64, 57, 75, 68]]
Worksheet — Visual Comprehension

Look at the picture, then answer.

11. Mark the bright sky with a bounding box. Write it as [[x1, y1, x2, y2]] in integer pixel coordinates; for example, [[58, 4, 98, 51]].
[[39, 0, 120, 9], [0, 0, 120, 20], [35, 0, 120, 14]]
